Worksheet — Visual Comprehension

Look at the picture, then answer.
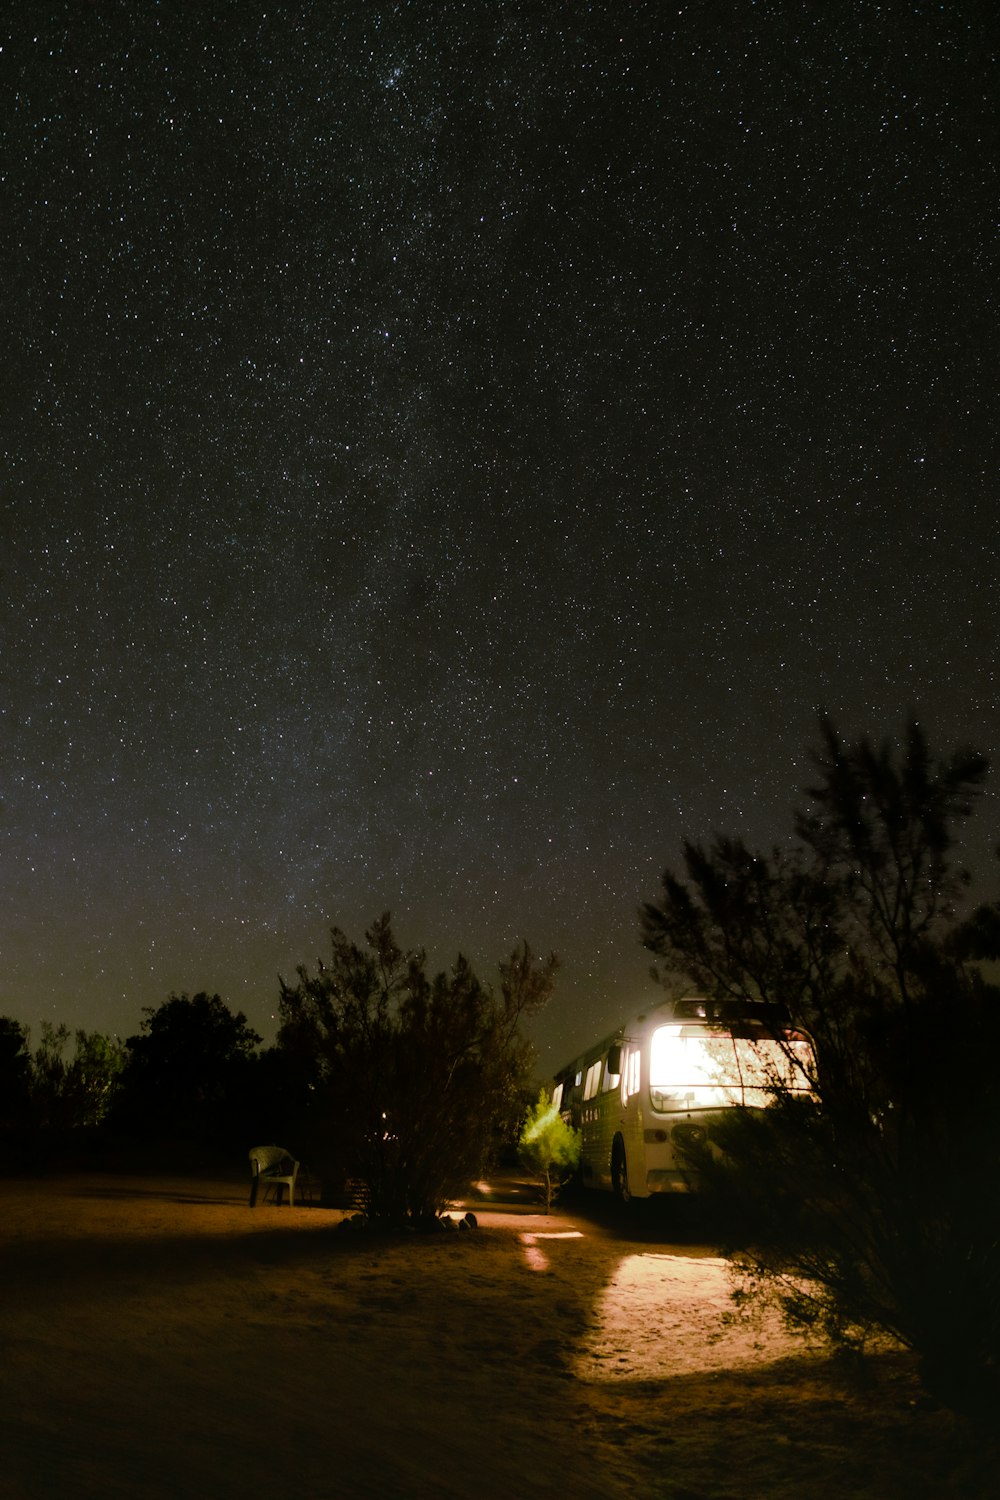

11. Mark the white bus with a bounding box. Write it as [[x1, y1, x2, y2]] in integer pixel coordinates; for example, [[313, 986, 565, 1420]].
[[553, 996, 815, 1202]]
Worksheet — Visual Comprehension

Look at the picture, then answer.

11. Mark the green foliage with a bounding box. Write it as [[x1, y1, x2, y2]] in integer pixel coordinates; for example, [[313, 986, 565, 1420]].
[[519, 1087, 580, 1212], [277, 914, 558, 1222], [0, 1019, 124, 1134], [31, 1023, 126, 1130], [642, 720, 1000, 1423]]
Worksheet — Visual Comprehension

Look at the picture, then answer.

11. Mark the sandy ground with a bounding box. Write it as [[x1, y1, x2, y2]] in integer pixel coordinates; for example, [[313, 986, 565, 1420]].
[[0, 1170, 993, 1500]]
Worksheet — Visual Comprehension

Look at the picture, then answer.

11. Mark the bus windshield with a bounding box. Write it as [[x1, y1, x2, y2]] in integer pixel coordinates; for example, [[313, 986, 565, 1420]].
[[648, 1023, 814, 1112]]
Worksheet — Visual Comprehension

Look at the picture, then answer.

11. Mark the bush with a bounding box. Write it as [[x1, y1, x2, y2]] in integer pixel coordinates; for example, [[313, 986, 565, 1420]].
[[518, 1087, 580, 1211], [277, 915, 557, 1222]]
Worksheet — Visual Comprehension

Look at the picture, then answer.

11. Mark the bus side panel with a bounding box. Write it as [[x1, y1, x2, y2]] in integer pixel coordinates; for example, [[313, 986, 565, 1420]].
[[579, 1092, 616, 1190], [620, 1094, 647, 1197]]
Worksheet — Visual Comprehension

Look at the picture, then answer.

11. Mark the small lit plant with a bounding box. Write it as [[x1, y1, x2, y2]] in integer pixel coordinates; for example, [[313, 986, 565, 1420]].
[[519, 1087, 581, 1212]]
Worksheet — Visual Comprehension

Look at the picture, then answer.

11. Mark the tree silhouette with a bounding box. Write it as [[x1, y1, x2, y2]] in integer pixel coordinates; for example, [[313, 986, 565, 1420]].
[[0, 1016, 32, 1129], [277, 914, 557, 1221], [114, 992, 262, 1143], [641, 720, 999, 1422]]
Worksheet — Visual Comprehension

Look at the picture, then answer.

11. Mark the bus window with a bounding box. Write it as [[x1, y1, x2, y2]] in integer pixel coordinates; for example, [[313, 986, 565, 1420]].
[[552, 1081, 564, 1112], [648, 1023, 743, 1110], [621, 1045, 641, 1102], [648, 1022, 815, 1111], [732, 1033, 815, 1104], [583, 1059, 602, 1101]]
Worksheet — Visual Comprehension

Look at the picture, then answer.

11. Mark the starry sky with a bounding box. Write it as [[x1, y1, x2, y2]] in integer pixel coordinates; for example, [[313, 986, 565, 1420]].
[[2, 2, 997, 1071]]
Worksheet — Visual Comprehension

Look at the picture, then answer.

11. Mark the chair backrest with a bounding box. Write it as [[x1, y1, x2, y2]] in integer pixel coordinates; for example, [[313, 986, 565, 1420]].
[[249, 1145, 289, 1177]]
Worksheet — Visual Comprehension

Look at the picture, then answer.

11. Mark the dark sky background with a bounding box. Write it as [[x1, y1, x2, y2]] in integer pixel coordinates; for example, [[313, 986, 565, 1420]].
[[2, 2, 997, 1072]]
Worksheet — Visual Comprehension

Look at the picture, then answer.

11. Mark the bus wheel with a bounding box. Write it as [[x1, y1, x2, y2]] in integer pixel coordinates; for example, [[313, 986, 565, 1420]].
[[612, 1138, 631, 1205]]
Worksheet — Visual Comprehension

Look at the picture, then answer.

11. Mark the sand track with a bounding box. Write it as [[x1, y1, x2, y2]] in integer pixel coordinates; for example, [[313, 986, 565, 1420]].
[[0, 1172, 990, 1499]]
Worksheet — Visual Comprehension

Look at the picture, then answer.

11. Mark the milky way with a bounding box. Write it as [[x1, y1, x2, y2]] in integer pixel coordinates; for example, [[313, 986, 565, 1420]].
[[2, 3, 997, 1065]]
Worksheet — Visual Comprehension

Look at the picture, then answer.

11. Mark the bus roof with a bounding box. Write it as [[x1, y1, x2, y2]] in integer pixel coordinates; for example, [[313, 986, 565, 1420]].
[[555, 996, 795, 1076]]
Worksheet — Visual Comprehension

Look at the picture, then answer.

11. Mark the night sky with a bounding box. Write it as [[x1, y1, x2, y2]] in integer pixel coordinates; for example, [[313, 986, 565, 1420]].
[[2, 2, 997, 1071]]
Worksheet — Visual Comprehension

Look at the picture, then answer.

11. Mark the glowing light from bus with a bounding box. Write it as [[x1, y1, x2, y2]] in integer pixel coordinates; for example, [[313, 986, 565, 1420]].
[[648, 1024, 814, 1111], [574, 1253, 823, 1381], [519, 1230, 584, 1272]]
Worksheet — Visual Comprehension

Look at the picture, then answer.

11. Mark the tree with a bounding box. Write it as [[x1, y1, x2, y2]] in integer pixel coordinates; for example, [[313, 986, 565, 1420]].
[[277, 914, 558, 1222], [114, 992, 262, 1143], [641, 720, 999, 1422], [0, 1016, 32, 1129], [519, 1087, 581, 1212], [31, 1023, 125, 1130]]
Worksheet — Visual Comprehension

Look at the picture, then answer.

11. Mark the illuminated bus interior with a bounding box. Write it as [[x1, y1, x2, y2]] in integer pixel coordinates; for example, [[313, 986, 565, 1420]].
[[648, 1022, 814, 1112]]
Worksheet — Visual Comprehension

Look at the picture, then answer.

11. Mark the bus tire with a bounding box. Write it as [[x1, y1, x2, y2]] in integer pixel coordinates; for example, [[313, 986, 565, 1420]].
[[612, 1137, 631, 1205]]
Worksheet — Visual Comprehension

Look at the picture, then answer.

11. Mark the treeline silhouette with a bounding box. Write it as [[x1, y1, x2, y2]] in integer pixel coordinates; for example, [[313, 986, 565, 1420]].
[[0, 931, 557, 1193], [0, 992, 296, 1170]]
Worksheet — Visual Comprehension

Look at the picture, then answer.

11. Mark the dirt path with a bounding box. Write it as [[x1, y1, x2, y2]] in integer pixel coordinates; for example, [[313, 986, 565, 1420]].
[[0, 1173, 991, 1499]]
